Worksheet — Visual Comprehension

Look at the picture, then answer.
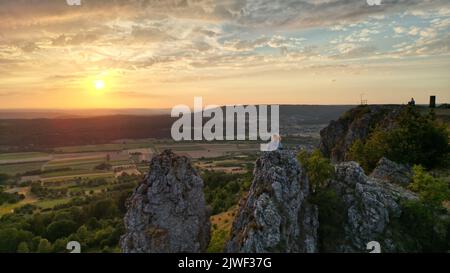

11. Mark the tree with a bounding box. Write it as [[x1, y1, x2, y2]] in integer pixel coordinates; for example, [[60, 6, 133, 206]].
[[94, 163, 112, 171], [348, 106, 449, 172], [297, 150, 335, 193], [409, 165, 450, 208], [37, 239, 52, 253], [202, 170, 250, 214], [88, 199, 119, 219], [46, 220, 78, 242], [0, 228, 33, 253], [76, 225, 89, 243], [385, 108, 449, 168], [0, 173, 9, 185], [52, 238, 69, 253], [309, 189, 346, 252], [17, 242, 30, 253], [399, 200, 449, 252]]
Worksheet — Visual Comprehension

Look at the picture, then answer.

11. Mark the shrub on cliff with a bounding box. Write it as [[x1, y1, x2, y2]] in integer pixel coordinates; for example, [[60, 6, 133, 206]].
[[397, 200, 449, 252], [385, 165, 450, 252], [298, 150, 344, 252], [297, 150, 335, 193], [349, 106, 449, 172], [409, 165, 449, 208]]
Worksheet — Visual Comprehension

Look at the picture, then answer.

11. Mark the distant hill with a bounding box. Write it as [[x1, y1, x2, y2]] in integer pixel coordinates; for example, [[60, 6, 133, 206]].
[[0, 105, 354, 151], [279, 105, 353, 125], [0, 109, 171, 119], [0, 115, 173, 151]]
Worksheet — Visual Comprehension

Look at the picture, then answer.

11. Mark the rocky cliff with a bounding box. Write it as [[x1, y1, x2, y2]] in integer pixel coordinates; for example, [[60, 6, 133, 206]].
[[120, 150, 210, 253], [319, 105, 403, 162], [225, 150, 419, 253], [325, 161, 418, 252], [120, 140, 421, 253], [225, 150, 319, 253], [370, 157, 412, 187]]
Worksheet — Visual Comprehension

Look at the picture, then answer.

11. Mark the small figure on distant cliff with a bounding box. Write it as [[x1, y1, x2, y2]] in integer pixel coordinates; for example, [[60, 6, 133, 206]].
[[408, 97, 416, 106], [265, 134, 283, 151]]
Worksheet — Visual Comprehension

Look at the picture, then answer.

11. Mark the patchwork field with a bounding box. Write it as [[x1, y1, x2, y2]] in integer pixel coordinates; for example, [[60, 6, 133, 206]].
[[0, 161, 46, 176], [0, 134, 322, 219], [0, 139, 266, 217]]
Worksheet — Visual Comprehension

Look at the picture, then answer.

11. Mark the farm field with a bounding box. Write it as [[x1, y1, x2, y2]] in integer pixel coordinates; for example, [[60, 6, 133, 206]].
[[0, 161, 47, 176], [0, 139, 268, 218], [54, 140, 157, 153], [0, 152, 50, 161]]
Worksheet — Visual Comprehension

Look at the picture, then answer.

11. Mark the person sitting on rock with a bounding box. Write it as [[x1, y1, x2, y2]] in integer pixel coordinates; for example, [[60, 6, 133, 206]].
[[267, 134, 283, 151]]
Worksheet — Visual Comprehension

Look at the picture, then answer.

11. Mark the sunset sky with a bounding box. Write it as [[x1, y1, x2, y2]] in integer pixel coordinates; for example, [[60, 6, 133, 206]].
[[0, 0, 449, 109]]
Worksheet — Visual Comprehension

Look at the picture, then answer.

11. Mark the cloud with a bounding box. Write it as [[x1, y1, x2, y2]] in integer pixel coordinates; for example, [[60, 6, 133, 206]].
[[0, 0, 449, 95], [408, 26, 421, 36], [131, 25, 175, 43], [394, 26, 406, 34], [333, 45, 378, 59], [234, 0, 450, 29], [110, 91, 167, 98], [52, 32, 100, 46], [1, 0, 449, 32]]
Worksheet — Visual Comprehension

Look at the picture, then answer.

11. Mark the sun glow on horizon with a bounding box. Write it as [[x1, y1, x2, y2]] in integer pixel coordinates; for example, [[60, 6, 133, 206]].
[[94, 79, 105, 90], [84, 71, 115, 96]]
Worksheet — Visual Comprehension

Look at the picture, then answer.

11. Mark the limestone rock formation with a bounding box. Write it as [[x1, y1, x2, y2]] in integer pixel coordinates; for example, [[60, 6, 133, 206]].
[[226, 150, 318, 253], [370, 157, 412, 186], [120, 150, 210, 253], [319, 105, 403, 162], [326, 161, 418, 252]]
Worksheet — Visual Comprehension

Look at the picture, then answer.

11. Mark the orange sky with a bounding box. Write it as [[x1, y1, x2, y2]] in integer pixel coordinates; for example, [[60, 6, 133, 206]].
[[0, 0, 449, 108]]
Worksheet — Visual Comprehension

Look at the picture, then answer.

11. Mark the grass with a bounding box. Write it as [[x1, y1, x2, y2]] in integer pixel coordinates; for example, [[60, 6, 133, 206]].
[[208, 206, 237, 253], [0, 161, 45, 175], [46, 181, 77, 190], [55, 142, 155, 153], [0, 152, 49, 161], [43, 157, 131, 172], [110, 160, 133, 166], [34, 197, 72, 209], [155, 144, 205, 151], [213, 159, 246, 168], [43, 159, 106, 170], [137, 166, 149, 173], [0, 202, 27, 216], [68, 184, 110, 195], [236, 144, 260, 149], [0, 189, 37, 216], [41, 172, 114, 183], [40, 169, 109, 178]]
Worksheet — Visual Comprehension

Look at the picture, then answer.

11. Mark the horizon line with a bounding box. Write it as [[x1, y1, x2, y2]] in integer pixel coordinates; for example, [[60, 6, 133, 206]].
[[0, 103, 431, 111]]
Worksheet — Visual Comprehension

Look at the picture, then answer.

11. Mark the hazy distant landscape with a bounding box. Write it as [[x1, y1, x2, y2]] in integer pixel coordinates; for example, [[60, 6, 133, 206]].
[[0, 105, 352, 217], [0, 105, 352, 150], [0, 105, 351, 235]]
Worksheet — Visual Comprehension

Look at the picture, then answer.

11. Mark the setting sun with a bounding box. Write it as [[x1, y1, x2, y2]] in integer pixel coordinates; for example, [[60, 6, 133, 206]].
[[94, 79, 105, 90]]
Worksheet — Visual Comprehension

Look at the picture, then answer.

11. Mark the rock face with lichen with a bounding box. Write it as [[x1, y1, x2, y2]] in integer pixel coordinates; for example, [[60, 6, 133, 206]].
[[326, 161, 418, 253], [370, 157, 412, 187], [120, 150, 210, 253], [225, 150, 318, 253]]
